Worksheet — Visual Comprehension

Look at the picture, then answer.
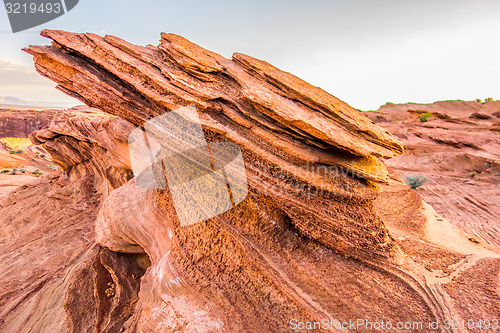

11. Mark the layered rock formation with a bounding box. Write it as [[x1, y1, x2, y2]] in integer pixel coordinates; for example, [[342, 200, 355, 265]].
[[0, 31, 497, 332], [24, 30, 407, 258], [0, 111, 141, 332]]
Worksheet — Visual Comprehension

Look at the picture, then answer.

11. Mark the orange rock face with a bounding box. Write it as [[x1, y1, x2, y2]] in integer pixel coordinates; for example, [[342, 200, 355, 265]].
[[0, 32, 497, 332]]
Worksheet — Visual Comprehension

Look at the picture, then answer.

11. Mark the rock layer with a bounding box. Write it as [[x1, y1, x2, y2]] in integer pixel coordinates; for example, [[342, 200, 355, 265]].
[[25, 30, 402, 181]]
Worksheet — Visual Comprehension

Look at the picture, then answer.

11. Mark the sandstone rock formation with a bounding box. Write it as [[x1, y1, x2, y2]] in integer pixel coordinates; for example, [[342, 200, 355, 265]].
[[0, 31, 497, 332], [367, 100, 500, 251], [0, 107, 103, 200], [24, 30, 408, 258], [0, 110, 139, 331]]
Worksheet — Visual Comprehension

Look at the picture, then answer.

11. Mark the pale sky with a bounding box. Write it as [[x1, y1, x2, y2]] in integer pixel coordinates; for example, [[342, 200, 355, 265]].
[[0, 0, 499, 110]]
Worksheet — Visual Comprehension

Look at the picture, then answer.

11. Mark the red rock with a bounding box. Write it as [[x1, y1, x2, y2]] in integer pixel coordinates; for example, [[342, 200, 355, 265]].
[[366, 101, 500, 250], [470, 112, 491, 119], [0, 32, 497, 332]]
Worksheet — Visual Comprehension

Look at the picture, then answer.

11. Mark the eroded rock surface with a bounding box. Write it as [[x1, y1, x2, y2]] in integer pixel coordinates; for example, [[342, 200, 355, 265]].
[[0, 31, 497, 332], [0, 111, 142, 332], [367, 100, 500, 251]]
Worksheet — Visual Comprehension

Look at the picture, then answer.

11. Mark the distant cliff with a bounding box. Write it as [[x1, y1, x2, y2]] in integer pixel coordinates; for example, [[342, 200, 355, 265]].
[[0, 108, 61, 138]]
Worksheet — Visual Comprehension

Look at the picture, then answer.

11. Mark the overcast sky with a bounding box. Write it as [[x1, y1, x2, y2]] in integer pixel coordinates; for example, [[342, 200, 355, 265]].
[[0, 0, 499, 110]]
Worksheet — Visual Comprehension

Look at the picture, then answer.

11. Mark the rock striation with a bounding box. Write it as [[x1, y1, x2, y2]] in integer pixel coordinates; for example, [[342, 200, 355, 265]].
[[0, 31, 497, 332]]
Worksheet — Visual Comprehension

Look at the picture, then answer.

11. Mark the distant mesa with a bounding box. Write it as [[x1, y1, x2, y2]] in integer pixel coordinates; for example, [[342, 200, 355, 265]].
[[0, 96, 25, 105]]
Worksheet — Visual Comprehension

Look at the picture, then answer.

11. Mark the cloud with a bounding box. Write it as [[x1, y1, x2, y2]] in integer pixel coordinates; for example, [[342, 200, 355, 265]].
[[0, 58, 49, 86], [0, 58, 29, 71], [0, 57, 78, 104]]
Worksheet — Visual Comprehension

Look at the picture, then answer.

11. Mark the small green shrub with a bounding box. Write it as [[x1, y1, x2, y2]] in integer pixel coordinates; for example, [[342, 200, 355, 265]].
[[9, 149, 15, 154], [33, 168, 43, 175], [40, 154, 45, 158], [418, 111, 431, 122], [404, 174, 429, 189], [19, 168, 26, 173], [1, 169, 9, 173], [49, 165, 57, 171], [10, 169, 17, 175], [15, 150, 23, 154], [474, 98, 482, 103], [485, 97, 493, 102]]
